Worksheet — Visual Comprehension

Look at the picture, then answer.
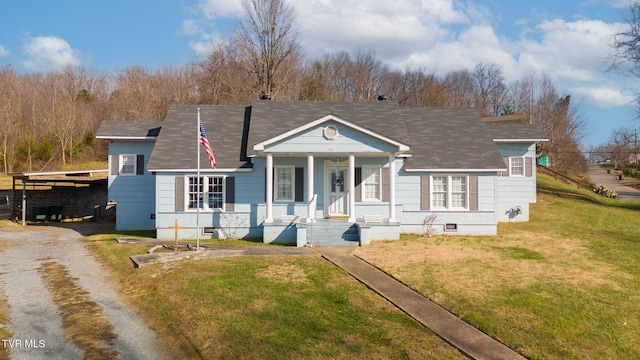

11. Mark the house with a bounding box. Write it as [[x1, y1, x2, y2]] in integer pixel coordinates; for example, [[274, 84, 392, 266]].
[[96, 101, 547, 246]]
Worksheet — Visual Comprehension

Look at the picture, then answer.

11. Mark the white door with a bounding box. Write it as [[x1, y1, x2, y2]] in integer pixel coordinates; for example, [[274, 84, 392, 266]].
[[326, 167, 348, 216]]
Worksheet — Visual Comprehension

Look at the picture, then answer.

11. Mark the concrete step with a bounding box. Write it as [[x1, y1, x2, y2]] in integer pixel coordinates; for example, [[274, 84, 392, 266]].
[[306, 221, 360, 246]]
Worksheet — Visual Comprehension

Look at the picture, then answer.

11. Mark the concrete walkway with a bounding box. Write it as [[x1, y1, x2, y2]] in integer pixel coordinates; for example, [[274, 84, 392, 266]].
[[587, 164, 640, 200], [316, 247, 526, 360]]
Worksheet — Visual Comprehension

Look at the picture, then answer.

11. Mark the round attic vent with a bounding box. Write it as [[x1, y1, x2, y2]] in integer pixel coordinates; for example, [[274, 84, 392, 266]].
[[323, 125, 339, 140]]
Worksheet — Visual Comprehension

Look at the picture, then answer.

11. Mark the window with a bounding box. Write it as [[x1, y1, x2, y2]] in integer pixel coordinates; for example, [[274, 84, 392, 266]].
[[188, 176, 204, 209], [186, 175, 225, 211], [451, 176, 467, 208], [208, 176, 224, 209], [432, 176, 448, 208], [275, 166, 294, 201], [120, 154, 137, 175], [362, 166, 381, 201], [510, 157, 524, 176], [432, 175, 468, 210]]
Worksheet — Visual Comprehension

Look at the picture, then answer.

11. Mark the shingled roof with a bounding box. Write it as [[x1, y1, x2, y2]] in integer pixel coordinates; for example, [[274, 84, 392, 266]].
[[401, 107, 507, 170], [247, 100, 410, 156], [96, 120, 162, 139], [485, 123, 549, 142], [143, 101, 511, 171], [147, 105, 251, 170]]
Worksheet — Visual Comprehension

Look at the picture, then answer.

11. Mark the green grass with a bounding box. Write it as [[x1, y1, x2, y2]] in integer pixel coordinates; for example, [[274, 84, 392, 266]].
[[85, 173, 640, 359], [358, 173, 640, 359], [87, 233, 465, 359]]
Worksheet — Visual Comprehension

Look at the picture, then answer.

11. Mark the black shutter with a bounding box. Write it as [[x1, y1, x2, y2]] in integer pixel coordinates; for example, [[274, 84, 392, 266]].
[[225, 177, 235, 211], [136, 155, 144, 175], [175, 177, 185, 212], [354, 167, 362, 202], [295, 167, 304, 202], [420, 176, 430, 210]]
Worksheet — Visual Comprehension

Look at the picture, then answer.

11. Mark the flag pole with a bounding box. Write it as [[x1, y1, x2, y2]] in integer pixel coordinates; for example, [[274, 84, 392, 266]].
[[196, 107, 201, 251]]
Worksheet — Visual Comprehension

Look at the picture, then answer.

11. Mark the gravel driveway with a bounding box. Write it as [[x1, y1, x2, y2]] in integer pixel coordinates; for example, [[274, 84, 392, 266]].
[[0, 222, 174, 360]]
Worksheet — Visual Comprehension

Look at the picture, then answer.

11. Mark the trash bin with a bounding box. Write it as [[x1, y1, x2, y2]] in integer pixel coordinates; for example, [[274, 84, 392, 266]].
[[607, 169, 611, 174], [619, 174, 623, 180]]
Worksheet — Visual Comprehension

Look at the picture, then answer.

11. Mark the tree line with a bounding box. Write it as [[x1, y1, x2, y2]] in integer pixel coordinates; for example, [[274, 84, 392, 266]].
[[0, 0, 587, 176]]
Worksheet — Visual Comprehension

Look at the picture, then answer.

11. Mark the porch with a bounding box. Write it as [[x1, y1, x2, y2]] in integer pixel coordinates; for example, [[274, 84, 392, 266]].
[[263, 216, 400, 247]]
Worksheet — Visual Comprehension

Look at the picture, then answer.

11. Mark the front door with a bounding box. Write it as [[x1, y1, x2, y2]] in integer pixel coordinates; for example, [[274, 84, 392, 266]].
[[326, 167, 348, 217]]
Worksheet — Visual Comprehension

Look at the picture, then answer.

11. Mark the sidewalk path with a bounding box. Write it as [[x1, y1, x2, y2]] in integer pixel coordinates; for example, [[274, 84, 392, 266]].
[[587, 164, 640, 200], [316, 247, 526, 360]]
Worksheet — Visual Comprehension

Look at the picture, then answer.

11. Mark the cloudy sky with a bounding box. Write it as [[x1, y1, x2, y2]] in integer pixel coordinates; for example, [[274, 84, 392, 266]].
[[0, 0, 636, 146]]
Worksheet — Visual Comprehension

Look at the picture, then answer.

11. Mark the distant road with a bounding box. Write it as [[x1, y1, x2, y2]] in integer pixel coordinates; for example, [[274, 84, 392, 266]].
[[587, 164, 640, 201]]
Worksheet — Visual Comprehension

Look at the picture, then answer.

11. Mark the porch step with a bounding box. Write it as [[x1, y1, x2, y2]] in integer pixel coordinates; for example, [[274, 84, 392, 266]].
[[306, 221, 359, 247]]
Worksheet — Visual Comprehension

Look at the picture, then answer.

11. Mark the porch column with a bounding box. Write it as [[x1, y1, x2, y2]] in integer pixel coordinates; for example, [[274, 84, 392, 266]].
[[388, 153, 397, 222], [307, 154, 315, 223], [348, 153, 356, 222], [265, 153, 273, 223]]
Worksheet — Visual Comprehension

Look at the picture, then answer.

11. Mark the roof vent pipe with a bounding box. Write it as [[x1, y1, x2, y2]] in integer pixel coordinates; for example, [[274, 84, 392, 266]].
[[377, 95, 388, 101]]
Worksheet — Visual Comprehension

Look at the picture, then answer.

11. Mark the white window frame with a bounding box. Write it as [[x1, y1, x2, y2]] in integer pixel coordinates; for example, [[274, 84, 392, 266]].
[[431, 175, 469, 211], [361, 166, 382, 201], [119, 154, 137, 176], [509, 157, 525, 177], [274, 165, 295, 202], [185, 175, 226, 212]]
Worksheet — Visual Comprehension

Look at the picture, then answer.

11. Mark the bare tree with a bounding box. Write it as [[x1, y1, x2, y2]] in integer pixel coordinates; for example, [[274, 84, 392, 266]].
[[444, 69, 475, 108], [398, 67, 446, 107], [234, 0, 301, 99], [471, 63, 506, 116], [610, 1, 640, 114]]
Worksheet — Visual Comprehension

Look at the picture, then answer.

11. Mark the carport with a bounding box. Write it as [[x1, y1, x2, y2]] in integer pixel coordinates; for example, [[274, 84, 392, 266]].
[[10, 169, 108, 225]]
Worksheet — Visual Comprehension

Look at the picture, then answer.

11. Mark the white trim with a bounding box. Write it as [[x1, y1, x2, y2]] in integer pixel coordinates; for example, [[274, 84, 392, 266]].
[[324, 164, 349, 218], [430, 174, 469, 211], [96, 136, 158, 140], [361, 165, 382, 201], [493, 138, 548, 142], [405, 168, 506, 173], [149, 168, 253, 173], [184, 174, 227, 212], [265, 154, 273, 223], [274, 165, 295, 202], [253, 114, 410, 152], [348, 154, 356, 222], [509, 156, 525, 177], [119, 154, 137, 176]]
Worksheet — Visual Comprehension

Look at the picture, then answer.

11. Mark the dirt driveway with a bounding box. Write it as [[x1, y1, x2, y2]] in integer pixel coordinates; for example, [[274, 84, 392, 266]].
[[0, 221, 174, 360]]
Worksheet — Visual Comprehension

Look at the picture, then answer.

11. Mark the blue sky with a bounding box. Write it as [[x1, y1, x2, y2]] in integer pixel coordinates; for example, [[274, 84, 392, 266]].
[[0, 0, 636, 147]]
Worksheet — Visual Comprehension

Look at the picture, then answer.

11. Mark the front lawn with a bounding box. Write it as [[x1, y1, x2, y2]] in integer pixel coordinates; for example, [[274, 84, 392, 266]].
[[87, 234, 465, 359], [357, 174, 640, 359]]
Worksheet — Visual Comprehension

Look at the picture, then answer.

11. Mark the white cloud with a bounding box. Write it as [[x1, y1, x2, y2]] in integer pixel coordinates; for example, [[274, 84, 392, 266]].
[[183, 0, 635, 109], [0, 45, 9, 57], [194, 0, 242, 19], [22, 36, 82, 71]]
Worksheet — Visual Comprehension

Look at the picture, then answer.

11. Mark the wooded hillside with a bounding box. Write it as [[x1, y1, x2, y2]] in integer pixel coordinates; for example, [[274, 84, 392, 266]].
[[0, 56, 587, 175]]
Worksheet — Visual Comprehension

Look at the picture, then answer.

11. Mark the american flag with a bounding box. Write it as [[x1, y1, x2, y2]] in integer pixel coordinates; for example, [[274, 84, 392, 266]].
[[199, 120, 217, 169]]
